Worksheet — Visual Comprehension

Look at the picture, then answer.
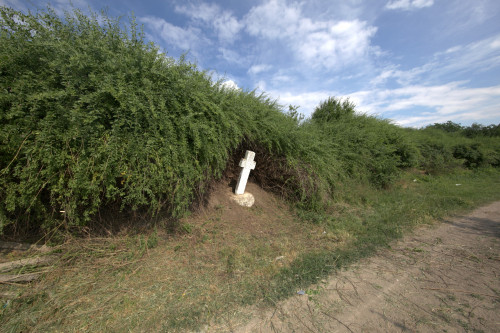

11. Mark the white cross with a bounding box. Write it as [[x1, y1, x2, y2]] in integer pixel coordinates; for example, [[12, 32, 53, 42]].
[[235, 150, 256, 195]]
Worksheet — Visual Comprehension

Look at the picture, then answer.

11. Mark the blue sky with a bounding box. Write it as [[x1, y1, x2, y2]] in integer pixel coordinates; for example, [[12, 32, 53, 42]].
[[3, 0, 500, 127]]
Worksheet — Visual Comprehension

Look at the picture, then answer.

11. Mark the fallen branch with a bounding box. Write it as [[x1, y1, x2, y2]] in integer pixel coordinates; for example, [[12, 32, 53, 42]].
[[0, 272, 41, 283], [0, 241, 32, 251], [0, 255, 57, 273], [0, 241, 51, 253], [321, 310, 354, 333], [0, 291, 18, 298]]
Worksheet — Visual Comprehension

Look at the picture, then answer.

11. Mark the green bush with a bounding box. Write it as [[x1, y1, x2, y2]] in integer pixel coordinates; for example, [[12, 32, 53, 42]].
[[412, 125, 500, 172], [418, 142, 455, 173], [0, 7, 333, 234], [311, 96, 355, 122], [310, 100, 418, 187], [453, 143, 484, 168]]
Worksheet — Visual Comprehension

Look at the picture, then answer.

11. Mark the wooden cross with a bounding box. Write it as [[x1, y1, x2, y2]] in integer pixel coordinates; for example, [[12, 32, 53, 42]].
[[235, 150, 256, 195]]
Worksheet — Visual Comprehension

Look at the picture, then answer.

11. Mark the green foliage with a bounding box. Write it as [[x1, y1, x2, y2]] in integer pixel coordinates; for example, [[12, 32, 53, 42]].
[[0, 7, 242, 232], [311, 96, 355, 122], [412, 125, 500, 173], [426, 121, 500, 138], [308, 98, 419, 187], [427, 121, 463, 133], [453, 143, 484, 168], [0, 7, 333, 234], [463, 123, 500, 138]]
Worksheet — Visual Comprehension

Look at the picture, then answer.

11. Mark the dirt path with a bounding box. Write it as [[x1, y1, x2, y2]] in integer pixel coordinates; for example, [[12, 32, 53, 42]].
[[232, 201, 500, 332]]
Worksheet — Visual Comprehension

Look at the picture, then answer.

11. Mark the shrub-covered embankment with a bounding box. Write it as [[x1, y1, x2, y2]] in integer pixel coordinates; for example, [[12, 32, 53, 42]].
[[1, 7, 499, 237], [0, 7, 333, 234]]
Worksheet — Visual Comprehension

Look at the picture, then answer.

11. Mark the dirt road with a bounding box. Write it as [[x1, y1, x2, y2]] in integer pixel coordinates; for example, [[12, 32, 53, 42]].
[[234, 201, 500, 332]]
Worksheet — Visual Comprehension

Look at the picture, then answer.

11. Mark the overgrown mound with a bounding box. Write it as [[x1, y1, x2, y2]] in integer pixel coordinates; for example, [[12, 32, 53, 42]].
[[1, 7, 498, 237], [0, 7, 333, 235]]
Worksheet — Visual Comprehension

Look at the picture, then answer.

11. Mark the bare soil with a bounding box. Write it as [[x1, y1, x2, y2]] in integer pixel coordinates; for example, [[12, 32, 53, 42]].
[[229, 201, 500, 332]]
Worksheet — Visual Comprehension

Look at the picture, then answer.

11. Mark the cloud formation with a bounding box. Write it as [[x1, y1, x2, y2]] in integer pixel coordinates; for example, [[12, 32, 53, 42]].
[[245, 0, 377, 69], [370, 33, 500, 87], [248, 64, 273, 75], [175, 3, 242, 43], [221, 79, 240, 90], [139, 16, 201, 51], [385, 0, 434, 10], [140, 0, 377, 72], [350, 82, 500, 127]]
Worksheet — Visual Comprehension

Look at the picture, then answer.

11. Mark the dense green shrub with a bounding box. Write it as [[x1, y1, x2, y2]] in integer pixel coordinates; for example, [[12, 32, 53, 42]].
[[427, 121, 463, 133], [0, 7, 302, 233], [412, 125, 500, 172], [463, 123, 500, 138], [418, 142, 456, 173], [310, 101, 418, 187], [426, 121, 500, 138], [311, 96, 356, 122], [453, 143, 484, 168], [0, 7, 343, 234], [0, 7, 235, 231]]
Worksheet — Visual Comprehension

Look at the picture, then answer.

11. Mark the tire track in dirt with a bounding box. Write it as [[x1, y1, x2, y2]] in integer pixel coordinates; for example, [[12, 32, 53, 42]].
[[232, 201, 500, 332]]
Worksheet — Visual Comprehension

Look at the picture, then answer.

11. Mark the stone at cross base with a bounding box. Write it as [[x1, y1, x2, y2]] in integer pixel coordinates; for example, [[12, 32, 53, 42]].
[[230, 150, 256, 207]]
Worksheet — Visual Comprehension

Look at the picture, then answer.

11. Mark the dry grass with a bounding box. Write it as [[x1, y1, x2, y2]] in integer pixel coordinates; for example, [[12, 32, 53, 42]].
[[0, 182, 343, 332], [1, 169, 499, 332]]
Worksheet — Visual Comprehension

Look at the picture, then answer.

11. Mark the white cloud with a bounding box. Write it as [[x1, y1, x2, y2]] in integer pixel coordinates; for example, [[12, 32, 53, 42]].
[[371, 33, 500, 87], [350, 82, 500, 127], [175, 2, 219, 22], [139, 16, 201, 51], [271, 74, 294, 83], [256, 80, 268, 92], [248, 64, 273, 75], [221, 79, 240, 90], [244, 0, 377, 70], [297, 20, 377, 69], [385, 0, 434, 10], [175, 3, 242, 43], [430, 34, 500, 77], [352, 32, 500, 127], [218, 47, 246, 64], [266, 90, 334, 116], [245, 0, 302, 39], [441, 0, 497, 34], [264, 79, 500, 127]]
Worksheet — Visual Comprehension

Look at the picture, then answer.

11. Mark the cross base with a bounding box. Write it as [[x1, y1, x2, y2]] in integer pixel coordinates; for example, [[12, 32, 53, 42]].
[[230, 192, 255, 207]]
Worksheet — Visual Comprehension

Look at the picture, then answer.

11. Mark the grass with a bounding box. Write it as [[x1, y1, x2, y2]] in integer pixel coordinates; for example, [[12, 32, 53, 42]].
[[268, 168, 500, 301], [1, 168, 499, 332]]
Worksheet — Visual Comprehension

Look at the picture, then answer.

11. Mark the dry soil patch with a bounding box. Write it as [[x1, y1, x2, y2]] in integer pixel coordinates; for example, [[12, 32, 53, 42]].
[[231, 201, 500, 332]]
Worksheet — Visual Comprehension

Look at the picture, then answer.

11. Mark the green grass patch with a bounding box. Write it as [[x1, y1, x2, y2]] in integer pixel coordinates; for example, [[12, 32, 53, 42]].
[[265, 168, 500, 302]]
